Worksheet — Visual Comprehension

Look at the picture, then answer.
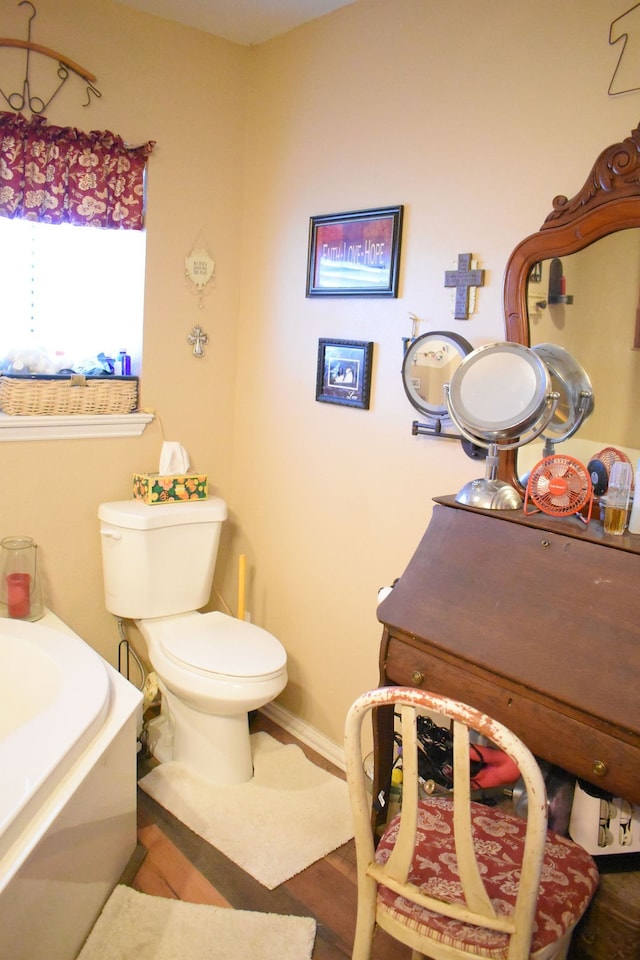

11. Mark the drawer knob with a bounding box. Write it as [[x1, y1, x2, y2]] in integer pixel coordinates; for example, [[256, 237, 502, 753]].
[[411, 670, 424, 685], [592, 759, 608, 777]]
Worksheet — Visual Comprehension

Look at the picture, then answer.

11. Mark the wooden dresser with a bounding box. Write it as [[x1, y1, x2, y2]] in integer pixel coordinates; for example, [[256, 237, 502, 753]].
[[374, 496, 640, 819]]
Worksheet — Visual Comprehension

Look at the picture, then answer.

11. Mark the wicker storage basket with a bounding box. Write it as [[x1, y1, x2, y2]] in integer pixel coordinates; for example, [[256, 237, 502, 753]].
[[0, 374, 138, 416]]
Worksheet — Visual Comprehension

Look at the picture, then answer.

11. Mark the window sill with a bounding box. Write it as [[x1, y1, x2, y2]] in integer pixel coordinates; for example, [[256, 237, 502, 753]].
[[0, 411, 154, 441]]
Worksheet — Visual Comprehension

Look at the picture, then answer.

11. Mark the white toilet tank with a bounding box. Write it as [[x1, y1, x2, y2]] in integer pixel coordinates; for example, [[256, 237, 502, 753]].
[[98, 498, 227, 620]]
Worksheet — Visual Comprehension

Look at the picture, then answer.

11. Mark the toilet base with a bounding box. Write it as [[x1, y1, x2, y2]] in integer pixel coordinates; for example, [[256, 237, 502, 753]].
[[145, 713, 173, 764], [148, 687, 255, 785]]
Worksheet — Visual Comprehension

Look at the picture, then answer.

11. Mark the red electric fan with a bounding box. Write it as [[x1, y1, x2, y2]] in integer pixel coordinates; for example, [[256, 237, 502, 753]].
[[586, 446, 633, 496], [524, 454, 593, 522]]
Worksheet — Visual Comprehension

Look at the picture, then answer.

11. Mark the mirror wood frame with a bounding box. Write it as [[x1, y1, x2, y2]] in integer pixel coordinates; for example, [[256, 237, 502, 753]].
[[501, 120, 640, 491]]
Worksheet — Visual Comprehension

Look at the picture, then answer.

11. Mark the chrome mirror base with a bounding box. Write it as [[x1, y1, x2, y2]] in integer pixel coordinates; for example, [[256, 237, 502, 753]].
[[455, 478, 523, 511]]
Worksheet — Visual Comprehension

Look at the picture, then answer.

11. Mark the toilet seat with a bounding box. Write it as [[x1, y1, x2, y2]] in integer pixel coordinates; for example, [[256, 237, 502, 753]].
[[147, 611, 286, 681]]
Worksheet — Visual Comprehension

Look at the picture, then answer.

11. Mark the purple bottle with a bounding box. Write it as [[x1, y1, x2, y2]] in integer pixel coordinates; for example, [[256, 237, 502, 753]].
[[118, 350, 131, 376]]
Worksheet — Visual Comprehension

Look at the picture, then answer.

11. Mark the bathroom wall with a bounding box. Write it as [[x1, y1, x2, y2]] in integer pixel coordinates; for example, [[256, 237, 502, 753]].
[[1, 0, 637, 749], [0, 0, 249, 662], [229, 0, 640, 744]]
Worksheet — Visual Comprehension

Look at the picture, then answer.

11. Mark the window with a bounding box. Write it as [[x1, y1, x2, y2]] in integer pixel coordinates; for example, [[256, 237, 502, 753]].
[[0, 216, 145, 376]]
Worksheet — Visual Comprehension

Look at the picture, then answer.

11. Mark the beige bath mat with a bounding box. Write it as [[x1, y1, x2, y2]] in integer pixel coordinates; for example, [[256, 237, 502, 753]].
[[138, 731, 353, 889], [77, 885, 316, 960]]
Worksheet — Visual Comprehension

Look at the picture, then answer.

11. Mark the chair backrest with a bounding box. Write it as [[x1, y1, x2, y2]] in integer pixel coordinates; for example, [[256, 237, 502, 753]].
[[344, 686, 550, 959]]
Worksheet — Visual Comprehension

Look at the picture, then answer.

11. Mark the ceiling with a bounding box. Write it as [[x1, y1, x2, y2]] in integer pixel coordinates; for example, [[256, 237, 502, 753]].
[[115, 0, 357, 46]]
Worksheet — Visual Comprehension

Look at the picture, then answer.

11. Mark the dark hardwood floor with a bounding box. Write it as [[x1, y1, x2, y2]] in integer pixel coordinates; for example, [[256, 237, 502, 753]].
[[132, 712, 410, 960], [130, 711, 620, 960]]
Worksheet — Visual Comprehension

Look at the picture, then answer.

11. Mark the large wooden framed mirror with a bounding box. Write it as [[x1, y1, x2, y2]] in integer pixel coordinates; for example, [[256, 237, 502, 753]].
[[500, 121, 640, 491]]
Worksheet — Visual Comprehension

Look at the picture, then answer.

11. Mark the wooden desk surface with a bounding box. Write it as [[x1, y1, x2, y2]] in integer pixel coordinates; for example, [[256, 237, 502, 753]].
[[377, 498, 640, 804]]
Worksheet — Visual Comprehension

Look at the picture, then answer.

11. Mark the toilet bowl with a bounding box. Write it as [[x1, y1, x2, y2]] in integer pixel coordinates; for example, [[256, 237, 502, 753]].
[[140, 611, 287, 782], [98, 498, 287, 785]]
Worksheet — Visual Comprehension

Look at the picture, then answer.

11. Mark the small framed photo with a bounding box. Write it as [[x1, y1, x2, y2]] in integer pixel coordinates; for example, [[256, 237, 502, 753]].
[[306, 205, 403, 297], [315, 338, 374, 409]]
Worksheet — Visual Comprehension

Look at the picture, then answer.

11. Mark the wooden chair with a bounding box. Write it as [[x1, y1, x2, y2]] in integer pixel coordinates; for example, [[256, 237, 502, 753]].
[[344, 687, 598, 960]]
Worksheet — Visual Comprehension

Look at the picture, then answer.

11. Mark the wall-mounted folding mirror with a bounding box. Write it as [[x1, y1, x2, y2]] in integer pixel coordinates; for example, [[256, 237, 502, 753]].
[[402, 331, 473, 437]]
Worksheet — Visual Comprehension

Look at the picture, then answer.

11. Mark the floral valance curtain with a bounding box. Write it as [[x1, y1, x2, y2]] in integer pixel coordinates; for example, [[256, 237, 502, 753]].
[[0, 111, 155, 229]]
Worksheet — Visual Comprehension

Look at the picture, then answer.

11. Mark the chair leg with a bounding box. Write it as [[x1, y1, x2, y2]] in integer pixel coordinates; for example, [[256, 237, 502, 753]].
[[351, 887, 377, 960], [351, 915, 376, 960]]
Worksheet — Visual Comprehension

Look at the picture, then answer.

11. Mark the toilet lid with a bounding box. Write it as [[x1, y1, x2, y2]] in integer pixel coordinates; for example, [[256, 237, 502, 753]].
[[157, 611, 287, 680]]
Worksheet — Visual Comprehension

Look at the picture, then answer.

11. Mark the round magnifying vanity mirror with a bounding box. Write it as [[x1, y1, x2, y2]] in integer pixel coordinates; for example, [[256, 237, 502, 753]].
[[444, 342, 560, 509], [447, 342, 554, 441], [530, 343, 594, 454], [501, 120, 640, 493]]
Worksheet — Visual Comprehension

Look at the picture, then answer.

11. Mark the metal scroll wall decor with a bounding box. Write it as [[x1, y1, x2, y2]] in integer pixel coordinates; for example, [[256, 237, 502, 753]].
[[0, 2, 101, 114], [609, 3, 640, 96]]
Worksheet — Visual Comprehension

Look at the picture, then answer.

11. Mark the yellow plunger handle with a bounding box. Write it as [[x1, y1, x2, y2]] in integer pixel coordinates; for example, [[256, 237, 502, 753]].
[[237, 553, 246, 621]]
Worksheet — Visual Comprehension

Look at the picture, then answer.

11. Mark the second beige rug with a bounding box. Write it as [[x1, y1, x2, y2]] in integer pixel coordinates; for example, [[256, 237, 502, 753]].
[[77, 885, 316, 960], [139, 731, 354, 889]]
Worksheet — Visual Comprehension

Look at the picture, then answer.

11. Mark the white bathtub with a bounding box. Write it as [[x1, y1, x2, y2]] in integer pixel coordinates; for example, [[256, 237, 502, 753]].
[[0, 611, 142, 960]]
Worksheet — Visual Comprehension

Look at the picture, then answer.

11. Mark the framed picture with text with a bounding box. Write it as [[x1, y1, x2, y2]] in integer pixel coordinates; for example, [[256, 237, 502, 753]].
[[306, 206, 403, 297], [315, 338, 374, 409]]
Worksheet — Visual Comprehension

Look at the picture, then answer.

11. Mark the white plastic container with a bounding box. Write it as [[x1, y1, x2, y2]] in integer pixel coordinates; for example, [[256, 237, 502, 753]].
[[628, 459, 640, 535], [569, 781, 640, 855]]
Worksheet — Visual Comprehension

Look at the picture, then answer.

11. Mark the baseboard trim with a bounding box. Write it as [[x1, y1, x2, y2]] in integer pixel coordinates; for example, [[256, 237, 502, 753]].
[[260, 701, 346, 771]]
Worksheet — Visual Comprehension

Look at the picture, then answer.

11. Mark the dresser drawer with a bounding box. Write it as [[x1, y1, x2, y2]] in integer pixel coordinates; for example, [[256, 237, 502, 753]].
[[383, 636, 640, 804]]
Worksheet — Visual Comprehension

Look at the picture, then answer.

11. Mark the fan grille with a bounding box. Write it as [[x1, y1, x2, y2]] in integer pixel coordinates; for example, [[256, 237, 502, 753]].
[[586, 446, 633, 496], [525, 454, 593, 519]]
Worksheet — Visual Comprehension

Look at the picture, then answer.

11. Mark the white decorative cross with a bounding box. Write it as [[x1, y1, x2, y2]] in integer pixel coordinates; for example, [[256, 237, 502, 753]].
[[187, 325, 209, 358]]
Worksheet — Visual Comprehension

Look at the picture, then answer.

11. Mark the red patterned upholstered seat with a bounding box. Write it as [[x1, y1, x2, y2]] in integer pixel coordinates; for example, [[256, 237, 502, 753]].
[[376, 796, 598, 958], [344, 687, 599, 960]]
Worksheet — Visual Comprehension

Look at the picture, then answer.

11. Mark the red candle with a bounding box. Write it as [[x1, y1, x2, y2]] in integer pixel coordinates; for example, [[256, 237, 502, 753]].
[[7, 573, 30, 619]]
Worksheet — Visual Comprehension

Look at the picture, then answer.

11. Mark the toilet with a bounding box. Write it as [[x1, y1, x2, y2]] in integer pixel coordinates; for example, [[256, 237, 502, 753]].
[[97, 498, 287, 784]]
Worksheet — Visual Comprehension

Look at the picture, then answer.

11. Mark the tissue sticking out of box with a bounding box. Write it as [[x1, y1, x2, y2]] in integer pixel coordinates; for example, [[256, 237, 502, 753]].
[[133, 442, 208, 504], [159, 441, 190, 474]]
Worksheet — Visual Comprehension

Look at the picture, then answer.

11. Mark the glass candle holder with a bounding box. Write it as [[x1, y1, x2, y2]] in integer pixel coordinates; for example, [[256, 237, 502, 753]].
[[0, 536, 44, 620]]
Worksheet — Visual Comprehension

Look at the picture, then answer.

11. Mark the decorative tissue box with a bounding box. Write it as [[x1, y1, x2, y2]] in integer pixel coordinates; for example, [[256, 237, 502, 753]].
[[133, 472, 208, 504]]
